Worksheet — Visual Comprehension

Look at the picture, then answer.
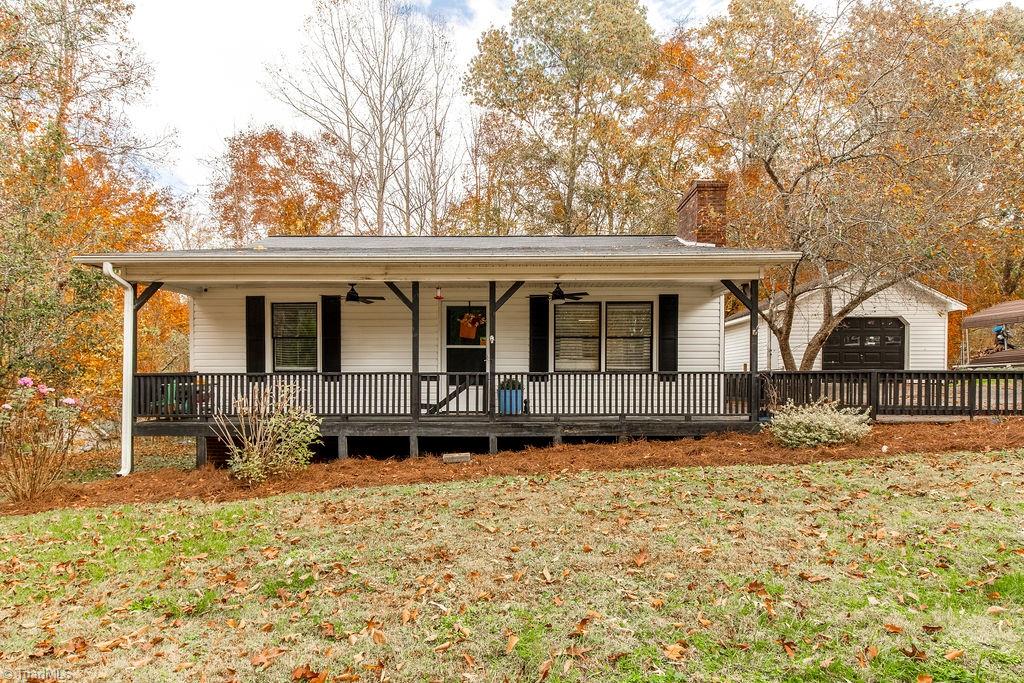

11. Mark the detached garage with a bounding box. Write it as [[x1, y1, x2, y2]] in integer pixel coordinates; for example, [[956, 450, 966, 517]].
[[724, 279, 966, 371]]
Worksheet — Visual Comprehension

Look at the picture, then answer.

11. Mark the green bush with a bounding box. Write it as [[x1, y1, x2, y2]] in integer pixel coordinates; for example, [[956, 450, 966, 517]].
[[213, 384, 321, 486], [767, 399, 871, 448]]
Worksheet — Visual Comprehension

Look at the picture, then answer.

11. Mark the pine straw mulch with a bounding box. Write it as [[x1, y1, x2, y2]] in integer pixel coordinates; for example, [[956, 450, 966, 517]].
[[3, 418, 1023, 517]]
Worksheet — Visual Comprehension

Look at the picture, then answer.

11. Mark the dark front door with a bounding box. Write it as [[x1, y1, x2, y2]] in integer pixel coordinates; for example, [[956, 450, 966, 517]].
[[445, 305, 487, 383], [823, 317, 905, 370]]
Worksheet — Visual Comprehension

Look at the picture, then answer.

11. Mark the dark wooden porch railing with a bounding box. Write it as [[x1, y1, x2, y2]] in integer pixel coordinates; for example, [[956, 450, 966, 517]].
[[133, 371, 752, 419], [761, 370, 1024, 417], [494, 372, 751, 417], [134, 370, 1024, 421]]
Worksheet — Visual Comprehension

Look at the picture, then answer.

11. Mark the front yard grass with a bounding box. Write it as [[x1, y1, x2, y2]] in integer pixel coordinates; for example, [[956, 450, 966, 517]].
[[0, 449, 1021, 681]]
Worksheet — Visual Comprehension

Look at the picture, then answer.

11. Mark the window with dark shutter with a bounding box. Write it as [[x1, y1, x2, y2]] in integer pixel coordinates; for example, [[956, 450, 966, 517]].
[[554, 302, 601, 371], [321, 295, 341, 373], [272, 303, 317, 371], [245, 296, 266, 374], [658, 294, 679, 378], [528, 295, 550, 376]]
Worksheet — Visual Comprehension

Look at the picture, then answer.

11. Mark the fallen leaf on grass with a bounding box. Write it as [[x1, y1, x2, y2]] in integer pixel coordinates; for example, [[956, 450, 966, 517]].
[[856, 645, 879, 669], [505, 634, 519, 654], [917, 675, 933, 683], [798, 571, 829, 583], [569, 617, 590, 638], [633, 550, 649, 567], [986, 606, 1007, 615], [922, 624, 943, 634], [884, 623, 903, 634], [291, 664, 327, 682], [251, 646, 287, 669], [538, 658, 553, 680], [663, 643, 686, 661], [945, 649, 964, 660], [900, 644, 927, 661]]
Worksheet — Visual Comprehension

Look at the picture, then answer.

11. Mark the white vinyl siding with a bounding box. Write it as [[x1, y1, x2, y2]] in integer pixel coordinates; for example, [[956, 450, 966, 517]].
[[724, 280, 956, 371], [189, 283, 725, 374]]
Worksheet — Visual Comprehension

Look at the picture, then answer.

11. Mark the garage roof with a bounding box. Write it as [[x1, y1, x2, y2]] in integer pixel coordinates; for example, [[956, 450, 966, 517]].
[[725, 276, 966, 325], [961, 300, 1024, 329]]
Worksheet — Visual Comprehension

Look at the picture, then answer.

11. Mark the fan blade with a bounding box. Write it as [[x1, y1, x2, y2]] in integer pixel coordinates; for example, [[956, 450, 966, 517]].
[[358, 298, 375, 304], [566, 292, 588, 300]]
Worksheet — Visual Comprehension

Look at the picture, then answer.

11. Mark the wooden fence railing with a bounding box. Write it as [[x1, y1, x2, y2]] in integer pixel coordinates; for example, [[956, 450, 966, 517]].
[[761, 370, 1024, 417], [134, 370, 1024, 421]]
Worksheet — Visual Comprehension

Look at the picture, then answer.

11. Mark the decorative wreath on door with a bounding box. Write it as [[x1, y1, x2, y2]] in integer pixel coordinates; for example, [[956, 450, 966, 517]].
[[459, 312, 486, 341]]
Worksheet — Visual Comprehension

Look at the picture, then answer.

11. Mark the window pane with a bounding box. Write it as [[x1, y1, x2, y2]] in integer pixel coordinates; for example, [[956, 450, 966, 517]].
[[447, 305, 487, 346], [555, 338, 600, 370], [554, 303, 600, 370], [273, 303, 317, 336], [275, 338, 317, 370], [273, 303, 317, 371], [607, 338, 650, 371], [606, 302, 652, 371], [555, 303, 600, 336], [606, 303, 652, 337]]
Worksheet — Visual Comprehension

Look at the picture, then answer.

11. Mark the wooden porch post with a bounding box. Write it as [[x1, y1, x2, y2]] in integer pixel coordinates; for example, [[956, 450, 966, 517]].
[[411, 281, 420, 457], [749, 279, 760, 423], [488, 281, 497, 453]]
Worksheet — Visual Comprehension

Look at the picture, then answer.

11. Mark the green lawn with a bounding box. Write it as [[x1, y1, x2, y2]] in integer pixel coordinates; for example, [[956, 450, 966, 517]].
[[1, 450, 1022, 682]]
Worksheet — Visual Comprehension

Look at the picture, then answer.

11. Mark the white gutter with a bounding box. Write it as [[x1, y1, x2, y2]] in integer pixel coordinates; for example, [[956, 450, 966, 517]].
[[102, 262, 134, 476]]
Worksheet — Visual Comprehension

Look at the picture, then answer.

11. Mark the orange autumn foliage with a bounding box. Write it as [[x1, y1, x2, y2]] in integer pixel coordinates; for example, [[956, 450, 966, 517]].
[[210, 127, 348, 244]]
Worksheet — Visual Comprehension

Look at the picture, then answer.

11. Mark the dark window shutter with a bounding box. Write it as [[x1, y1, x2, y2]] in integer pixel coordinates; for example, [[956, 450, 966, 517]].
[[528, 295, 550, 378], [321, 295, 341, 373], [245, 296, 266, 373], [658, 294, 679, 378]]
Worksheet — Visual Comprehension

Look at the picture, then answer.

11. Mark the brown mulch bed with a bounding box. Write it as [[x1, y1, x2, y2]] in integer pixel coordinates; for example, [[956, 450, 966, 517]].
[[4, 418, 1023, 517]]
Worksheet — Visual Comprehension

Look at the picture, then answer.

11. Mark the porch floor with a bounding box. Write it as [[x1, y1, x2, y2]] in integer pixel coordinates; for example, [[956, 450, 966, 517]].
[[135, 414, 756, 439]]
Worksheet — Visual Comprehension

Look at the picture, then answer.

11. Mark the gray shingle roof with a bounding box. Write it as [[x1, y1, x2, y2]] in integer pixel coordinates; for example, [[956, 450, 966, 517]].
[[75, 235, 802, 264]]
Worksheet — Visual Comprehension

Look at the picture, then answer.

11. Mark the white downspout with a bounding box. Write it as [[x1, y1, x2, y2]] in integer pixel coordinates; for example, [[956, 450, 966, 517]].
[[103, 262, 135, 476]]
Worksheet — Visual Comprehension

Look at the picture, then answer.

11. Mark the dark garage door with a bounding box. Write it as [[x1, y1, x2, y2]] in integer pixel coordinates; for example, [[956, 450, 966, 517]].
[[822, 317, 905, 370]]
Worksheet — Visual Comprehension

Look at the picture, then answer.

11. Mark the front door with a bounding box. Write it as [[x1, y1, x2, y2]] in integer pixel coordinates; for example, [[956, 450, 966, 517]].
[[445, 305, 487, 383]]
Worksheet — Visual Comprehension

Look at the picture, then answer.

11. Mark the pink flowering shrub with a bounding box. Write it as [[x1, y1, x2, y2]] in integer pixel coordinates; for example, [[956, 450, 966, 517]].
[[0, 378, 82, 501]]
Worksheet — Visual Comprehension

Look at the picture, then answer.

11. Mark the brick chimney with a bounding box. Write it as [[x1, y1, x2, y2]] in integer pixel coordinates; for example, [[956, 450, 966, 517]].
[[676, 179, 728, 246]]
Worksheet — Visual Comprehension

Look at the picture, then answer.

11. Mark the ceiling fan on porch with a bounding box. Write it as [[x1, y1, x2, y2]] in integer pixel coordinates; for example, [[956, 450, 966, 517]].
[[345, 284, 384, 305], [550, 282, 588, 303]]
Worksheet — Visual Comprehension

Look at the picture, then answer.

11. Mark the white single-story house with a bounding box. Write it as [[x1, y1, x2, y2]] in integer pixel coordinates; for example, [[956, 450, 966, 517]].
[[724, 278, 967, 371], [75, 181, 800, 473]]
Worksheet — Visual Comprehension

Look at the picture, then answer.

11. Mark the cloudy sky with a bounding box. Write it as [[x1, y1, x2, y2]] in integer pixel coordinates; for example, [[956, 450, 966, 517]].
[[127, 0, 1014, 195]]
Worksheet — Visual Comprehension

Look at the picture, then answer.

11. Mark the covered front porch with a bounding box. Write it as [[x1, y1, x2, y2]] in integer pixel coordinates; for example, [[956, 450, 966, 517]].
[[131, 275, 763, 460], [74, 233, 794, 472]]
